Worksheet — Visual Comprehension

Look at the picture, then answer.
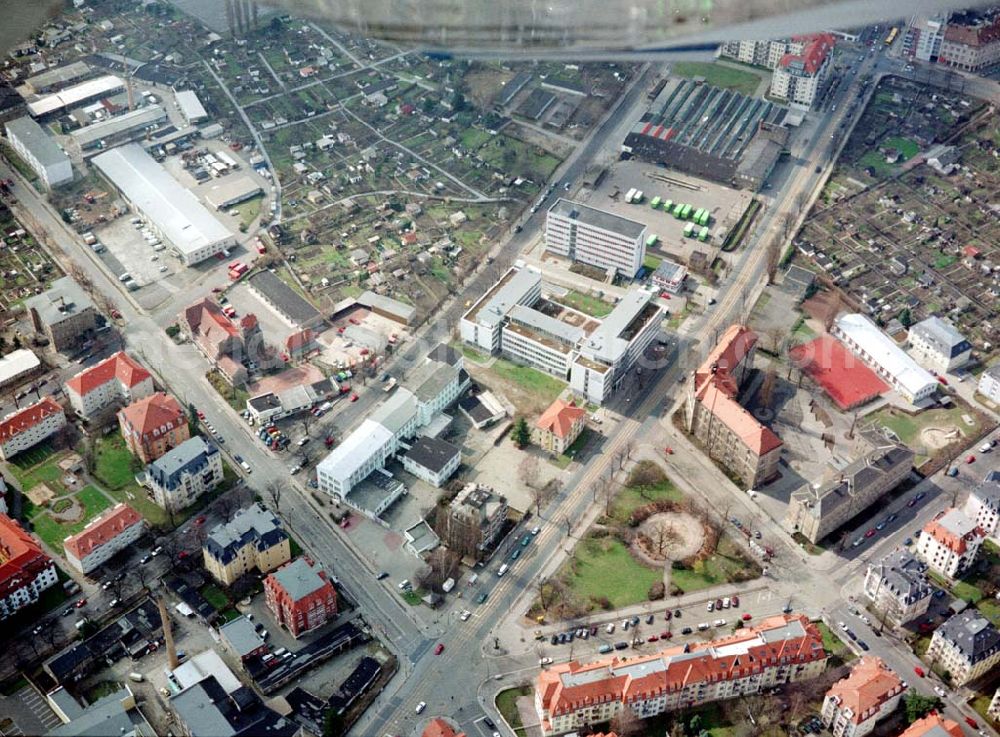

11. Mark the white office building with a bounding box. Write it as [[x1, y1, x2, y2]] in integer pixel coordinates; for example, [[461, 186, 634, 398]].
[[545, 199, 647, 277], [833, 314, 937, 404], [4, 117, 72, 188], [908, 316, 971, 373], [93, 144, 236, 265], [460, 266, 543, 354]]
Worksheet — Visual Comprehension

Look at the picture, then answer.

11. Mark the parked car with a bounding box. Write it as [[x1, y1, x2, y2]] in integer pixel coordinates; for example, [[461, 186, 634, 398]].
[[434, 643, 445, 655]]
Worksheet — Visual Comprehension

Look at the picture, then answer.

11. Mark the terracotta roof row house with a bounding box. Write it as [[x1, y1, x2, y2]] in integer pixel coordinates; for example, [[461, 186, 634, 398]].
[[0, 396, 67, 461], [65, 351, 153, 421], [0, 513, 58, 619], [63, 503, 145, 574]]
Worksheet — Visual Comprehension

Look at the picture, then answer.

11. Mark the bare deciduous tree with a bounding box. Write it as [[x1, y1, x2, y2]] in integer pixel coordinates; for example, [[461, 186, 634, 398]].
[[518, 454, 540, 490], [610, 706, 643, 737], [767, 232, 784, 285], [264, 478, 285, 514]]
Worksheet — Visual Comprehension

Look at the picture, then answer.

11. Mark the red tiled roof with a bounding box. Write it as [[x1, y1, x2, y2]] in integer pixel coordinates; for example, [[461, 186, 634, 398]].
[[825, 657, 904, 724], [780, 33, 836, 75], [538, 615, 823, 718], [63, 503, 143, 560], [0, 513, 53, 600], [66, 351, 150, 398], [421, 718, 465, 737], [183, 298, 239, 339], [118, 392, 184, 436], [693, 325, 782, 456], [240, 314, 259, 331], [963, 245, 981, 258], [535, 399, 586, 440], [899, 713, 963, 737], [285, 329, 315, 353], [0, 397, 63, 443]]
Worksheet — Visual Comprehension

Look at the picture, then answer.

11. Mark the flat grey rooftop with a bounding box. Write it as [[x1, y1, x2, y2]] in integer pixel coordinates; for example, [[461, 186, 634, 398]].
[[548, 198, 646, 239]]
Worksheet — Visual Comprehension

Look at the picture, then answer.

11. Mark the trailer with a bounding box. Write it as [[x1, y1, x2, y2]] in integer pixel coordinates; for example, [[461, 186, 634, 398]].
[[672, 202, 684, 218], [650, 196, 661, 209], [663, 199, 673, 212], [699, 210, 710, 226], [683, 204, 694, 220], [633, 190, 644, 203], [692, 208, 703, 223], [698, 226, 710, 241], [625, 187, 637, 204], [683, 222, 696, 237], [645, 234, 659, 247]]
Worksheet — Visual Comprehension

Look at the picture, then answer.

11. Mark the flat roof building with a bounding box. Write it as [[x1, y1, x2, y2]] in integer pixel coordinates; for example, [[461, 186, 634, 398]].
[[0, 349, 41, 390], [93, 144, 235, 265], [174, 89, 207, 125], [203, 175, 263, 211], [26, 75, 123, 118], [22, 61, 91, 95], [4, 116, 72, 188], [545, 199, 647, 277], [70, 105, 167, 152], [24, 276, 97, 352], [246, 270, 322, 329]]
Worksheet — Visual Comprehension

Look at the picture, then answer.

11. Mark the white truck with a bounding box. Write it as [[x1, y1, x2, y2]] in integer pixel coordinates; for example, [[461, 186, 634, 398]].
[[442, 577, 455, 593]]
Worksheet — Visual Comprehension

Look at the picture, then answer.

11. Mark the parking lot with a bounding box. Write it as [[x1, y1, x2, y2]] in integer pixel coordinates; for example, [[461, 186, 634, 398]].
[[94, 215, 179, 287]]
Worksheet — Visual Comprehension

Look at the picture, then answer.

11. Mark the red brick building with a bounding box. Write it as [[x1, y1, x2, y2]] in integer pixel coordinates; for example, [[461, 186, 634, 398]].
[[118, 392, 189, 463], [0, 513, 58, 620], [264, 557, 338, 638]]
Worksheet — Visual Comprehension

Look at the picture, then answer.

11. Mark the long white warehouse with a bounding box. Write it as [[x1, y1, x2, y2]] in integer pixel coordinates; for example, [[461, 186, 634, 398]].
[[833, 313, 937, 404], [93, 143, 236, 265]]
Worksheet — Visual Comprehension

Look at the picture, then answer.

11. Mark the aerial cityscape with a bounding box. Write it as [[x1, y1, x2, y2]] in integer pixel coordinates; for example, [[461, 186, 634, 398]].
[[2, 3, 1000, 737]]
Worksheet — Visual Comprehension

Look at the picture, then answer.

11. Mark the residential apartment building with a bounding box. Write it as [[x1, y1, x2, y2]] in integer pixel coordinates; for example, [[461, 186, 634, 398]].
[[916, 508, 985, 579], [926, 611, 1000, 686], [863, 550, 933, 626], [535, 615, 827, 736], [442, 483, 508, 559], [203, 503, 290, 586], [533, 399, 586, 455], [978, 364, 1000, 405], [24, 276, 97, 352], [264, 557, 338, 638], [544, 199, 647, 277], [65, 351, 153, 421], [316, 352, 467, 511], [963, 471, 1000, 539], [684, 325, 782, 488], [938, 10, 1000, 71], [821, 657, 905, 737], [146, 436, 223, 513], [719, 35, 835, 109], [219, 616, 268, 664], [4, 116, 72, 188], [62, 503, 144, 575], [770, 34, 836, 108], [786, 435, 914, 543], [833, 314, 937, 404], [898, 714, 963, 737], [988, 687, 1000, 722], [118, 392, 189, 463], [0, 513, 58, 619], [0, 397, 66, 461], [908, 316, 971, 373]]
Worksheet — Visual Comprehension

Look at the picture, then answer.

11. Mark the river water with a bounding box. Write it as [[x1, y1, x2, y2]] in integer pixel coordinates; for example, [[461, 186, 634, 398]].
[[0, 0, 64, 56]]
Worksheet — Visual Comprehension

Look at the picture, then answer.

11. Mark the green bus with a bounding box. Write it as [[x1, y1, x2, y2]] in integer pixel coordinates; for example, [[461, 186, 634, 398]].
[[698, 210, 710, 226], [646, 234, 659, 247], [681, 204, 693, 220], [672, 202, 684, 218], [650, 196, 661, 209], [698, 226, 710, 241], [663, 199, 673, 212]]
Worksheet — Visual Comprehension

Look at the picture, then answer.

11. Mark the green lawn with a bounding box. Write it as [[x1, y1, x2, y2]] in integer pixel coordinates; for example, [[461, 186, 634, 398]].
[[206, 369, 250, 412], [495, 686, 530, 737], [643, 254, 663, 272], [200, 584, 229, 612], [610, 471, 683, 523], [868, 405, 982, 453], [552, 290, 614, 318], [817, 621, 856, 662], [553, 427, 594, 468], [567, 536, 662, 609], [670, 61, 763, 96], [489, 359, 566, 402], [456, 342, 489, 364], [8, 444, 67, 493], [857, 151, 896, 177], [93, 435, 141, 490], [29, 485, 114, 551], [238, 194, 264, 230], [883, 136, 920, 161], [671, 536, 760, 594]]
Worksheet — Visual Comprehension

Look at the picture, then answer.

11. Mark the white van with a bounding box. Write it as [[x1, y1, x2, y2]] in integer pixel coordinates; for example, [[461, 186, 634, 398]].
[[497, 563, 509, 577], [118, 273, 131, 282], [128, 672, 144, 683], [697, 622, 710, 631]]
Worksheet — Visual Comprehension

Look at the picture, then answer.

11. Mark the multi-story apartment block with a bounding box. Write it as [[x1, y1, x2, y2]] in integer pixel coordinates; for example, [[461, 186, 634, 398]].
[[908, 317, 971, 374], [65, 351, 153, 421], [0, 513, 58, 619], [863, 550, 933, 626], [684, 325, 782, 488], [316, 352, 468, 510], [964, 471, 1000, 540], [535, 615, 826, 736], [833, 314, 937, 404], [899, 714, 963, 737], [442, 483, 509, 559], [24, 276, 97, 353], [118, 392, 189, 463], [264, 557, 338, 638], [0, 397, 66, 461], [460, 267, 661, 404], [907, 17, 946, 62], [533, 399, 586, 455], [720, 35, 835, 109], [146, 436, 223, 513], [769, 34, 836, 108], [545, 199, 647, 277], [203, 503, 290, 586], [926, 611, 1000, 686], [786, 436, 914, 543], [62, 503, 144, 575], [4, 116, 72, 188], [978, 364, 1000, 405], [916, 508, 985, 579], [938, 10, 1000, 71], [821, 657, 905, 737]]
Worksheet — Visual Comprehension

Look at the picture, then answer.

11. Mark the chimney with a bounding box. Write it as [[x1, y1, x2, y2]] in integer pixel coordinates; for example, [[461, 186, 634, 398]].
[[158, 596, 179, 670]]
